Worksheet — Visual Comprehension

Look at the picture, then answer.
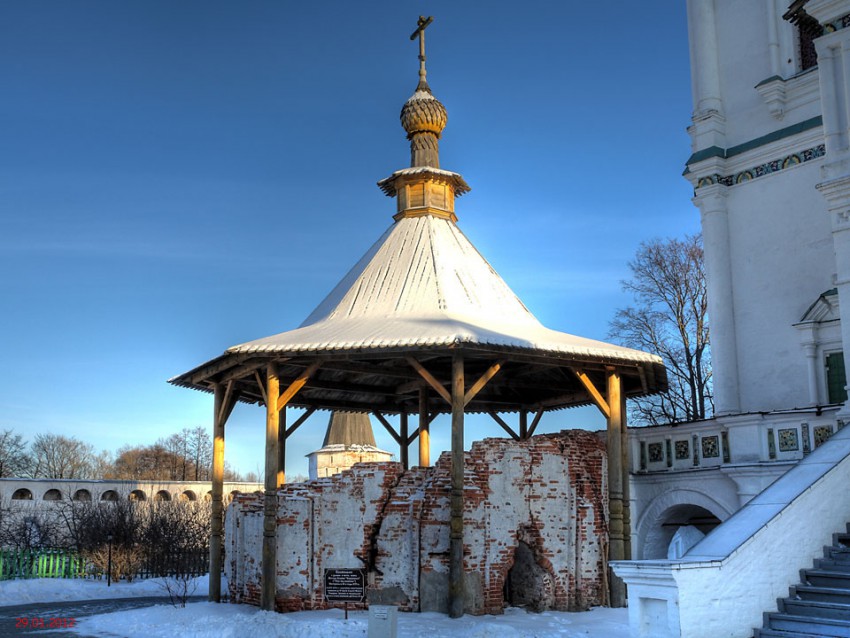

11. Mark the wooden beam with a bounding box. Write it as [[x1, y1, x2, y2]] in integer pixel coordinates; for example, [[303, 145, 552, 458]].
[[301, 377, 400, 397], [373, 411, 402, 446], [396, 378, 425, 395], [209, 383, 226, 603], [621, 396, 631, 561], [190, 353, 256, 385], [277, 361, 322, 411], [312, 360, 419, 380], [531, 391, 594, 410], [573, 369, 610, 418], [606, 369, 626, 608], [449, 353, 465, 618], [253, 370, 268, 406], [636, 364, 649, 394], [217, 380, 234, 425], [488, 410, 520, 441], [400, 412, 409, 471], [284, 407, 317, 439], [407, 357, 452, 404], [277, 407, 286, 487], [419, 387, 430, 467], [262, 364, 280, 612], [526, 409, 544, 437], [216, 360, 264, 385], [519, 410, 528, 439], [406, 426, 420, 446], [463, 361, 505, 407]]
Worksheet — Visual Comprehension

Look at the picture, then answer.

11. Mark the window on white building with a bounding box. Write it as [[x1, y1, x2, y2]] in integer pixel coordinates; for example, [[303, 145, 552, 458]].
[[826, 352, 847, 404]]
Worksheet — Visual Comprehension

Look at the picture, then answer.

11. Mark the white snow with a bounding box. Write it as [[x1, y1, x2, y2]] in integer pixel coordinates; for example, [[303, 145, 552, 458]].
[[0, 577, 629, 638], [0, 574, 211, 604]]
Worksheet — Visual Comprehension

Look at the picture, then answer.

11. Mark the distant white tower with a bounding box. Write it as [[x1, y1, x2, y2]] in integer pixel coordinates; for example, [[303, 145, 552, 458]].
[[307, 412, 392, 480]]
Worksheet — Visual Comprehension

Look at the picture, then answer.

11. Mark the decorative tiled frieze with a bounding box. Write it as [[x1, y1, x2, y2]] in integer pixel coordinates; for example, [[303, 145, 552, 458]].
[[778, 428, 799, 452], [648, 442, 664, 463], [815, 424, 834, 447], [675, 440, 690, 460], [696, 144, 825, 189], [702, 435, 720, 458]]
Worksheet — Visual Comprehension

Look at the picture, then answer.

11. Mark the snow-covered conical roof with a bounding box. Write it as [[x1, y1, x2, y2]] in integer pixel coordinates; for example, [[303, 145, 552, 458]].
[[227, 214, 659, 364]]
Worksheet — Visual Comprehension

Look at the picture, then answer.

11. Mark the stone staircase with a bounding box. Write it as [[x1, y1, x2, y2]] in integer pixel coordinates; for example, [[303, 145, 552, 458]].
[[756, 524, 850, 637]]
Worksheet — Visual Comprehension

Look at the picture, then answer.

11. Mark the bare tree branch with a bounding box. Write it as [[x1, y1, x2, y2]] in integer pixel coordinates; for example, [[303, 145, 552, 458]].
[[609, 234, 713, 425]]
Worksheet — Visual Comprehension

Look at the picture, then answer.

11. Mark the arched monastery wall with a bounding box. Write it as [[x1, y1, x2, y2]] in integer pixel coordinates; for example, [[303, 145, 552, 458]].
[[0, 478, 263, 505]]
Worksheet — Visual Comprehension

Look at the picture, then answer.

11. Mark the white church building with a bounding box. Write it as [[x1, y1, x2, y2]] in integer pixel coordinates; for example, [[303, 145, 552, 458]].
[[628, 0, 849, 563], [615, 1, 850, 636]]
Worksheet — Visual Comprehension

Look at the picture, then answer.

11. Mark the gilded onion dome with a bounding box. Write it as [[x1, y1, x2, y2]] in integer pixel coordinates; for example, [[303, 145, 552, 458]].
[[401, 87, 447, 140]]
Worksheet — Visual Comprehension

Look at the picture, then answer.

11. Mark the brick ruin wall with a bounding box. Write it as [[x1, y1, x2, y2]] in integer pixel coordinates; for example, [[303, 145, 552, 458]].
[[226, 429, 608, 615]]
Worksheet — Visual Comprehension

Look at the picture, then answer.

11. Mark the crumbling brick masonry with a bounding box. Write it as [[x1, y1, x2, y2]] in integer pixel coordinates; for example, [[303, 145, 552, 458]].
[[226, 429, 608, 615]]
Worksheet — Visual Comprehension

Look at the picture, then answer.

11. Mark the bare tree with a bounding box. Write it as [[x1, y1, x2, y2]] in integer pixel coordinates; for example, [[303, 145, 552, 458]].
[[609, 233, 713, 425], [185, 426, 212, 481], [0, 429, 29, 477], [28, 434, 98, 479]]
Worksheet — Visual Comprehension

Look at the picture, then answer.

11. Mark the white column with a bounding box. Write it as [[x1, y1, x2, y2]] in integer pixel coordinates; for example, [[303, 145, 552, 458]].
[[766, 0, 781, 78], [816, 39, 847, 155], [694, 184, 741, 414], [686, 0, 722, 115], [804, 341, 820, 406]]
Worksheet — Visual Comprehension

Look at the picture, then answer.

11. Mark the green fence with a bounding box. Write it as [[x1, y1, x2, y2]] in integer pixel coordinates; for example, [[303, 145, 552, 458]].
[[0, 549, 86, 580]]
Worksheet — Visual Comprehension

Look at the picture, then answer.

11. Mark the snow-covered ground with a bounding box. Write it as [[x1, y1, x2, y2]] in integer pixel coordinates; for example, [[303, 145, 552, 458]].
[[0, 574, 211, 604], [0, 578, 630, 638]]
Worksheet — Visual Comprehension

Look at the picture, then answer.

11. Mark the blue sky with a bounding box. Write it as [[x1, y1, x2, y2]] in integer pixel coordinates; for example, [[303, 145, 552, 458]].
[[1, 2, 698, 479]]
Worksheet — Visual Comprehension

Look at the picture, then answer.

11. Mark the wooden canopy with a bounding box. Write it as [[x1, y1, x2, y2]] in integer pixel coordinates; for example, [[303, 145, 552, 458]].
[[172, 16, 667, 617]]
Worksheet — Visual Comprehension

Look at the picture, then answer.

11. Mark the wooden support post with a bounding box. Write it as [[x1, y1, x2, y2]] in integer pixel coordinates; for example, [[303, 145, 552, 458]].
[[209, 383, 226, 603], [262, 364, 281, 612], [277, 407, 286, 488], [621, 397, 631, 560], [400, 412, 409, 470], [449, 353, 465, 619], [606, 369, 626, 607], [419, 387, 430, 467], [519, 409, 528, 440]]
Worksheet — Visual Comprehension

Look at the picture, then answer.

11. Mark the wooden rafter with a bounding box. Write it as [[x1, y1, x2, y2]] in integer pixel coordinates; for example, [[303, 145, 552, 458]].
[[406, 357, 451, 404], [277, 361, 322, 411], [216, 360, 263, 385], [217, 380, 242, 426], [373, 411, 402, 445], [488, 410, 519, 441], [463, 361, 505, 407], [636, 364, 649, 394], [573, 369, 610, 418], [396, 378, 425, 394], [189, 354, 255, 385], [527, 409, 544, 437], [309, 360, 419, 380], [301, 377, 399, 397], [406, 426, 420, 446], [253, 370, 268, 405]]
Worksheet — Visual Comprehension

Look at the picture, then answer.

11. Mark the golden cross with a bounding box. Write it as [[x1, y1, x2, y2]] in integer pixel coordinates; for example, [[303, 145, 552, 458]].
[[409, 16, 434, 88]]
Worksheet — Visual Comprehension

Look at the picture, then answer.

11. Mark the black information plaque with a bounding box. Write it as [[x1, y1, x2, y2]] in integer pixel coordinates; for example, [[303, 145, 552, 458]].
[[323, 568, 365, 603]]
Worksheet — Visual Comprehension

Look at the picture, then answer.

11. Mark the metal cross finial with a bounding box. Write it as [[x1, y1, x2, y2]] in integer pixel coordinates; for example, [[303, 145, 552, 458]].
[[409, 15, 434, 90]]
